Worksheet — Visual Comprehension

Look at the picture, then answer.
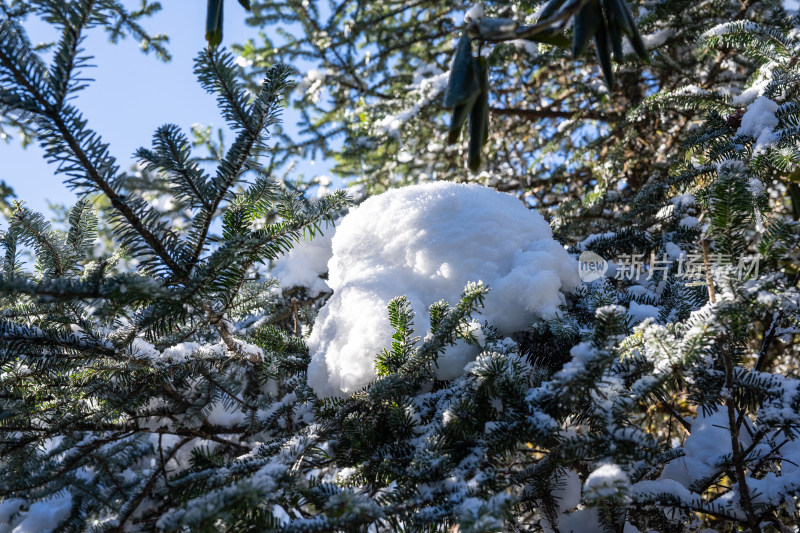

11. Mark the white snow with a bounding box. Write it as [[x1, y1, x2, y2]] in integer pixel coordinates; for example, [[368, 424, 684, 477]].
[[670, 194, 697, 207], [206, 400, 247, 427], [703, 21, 760, 38], [272, 505, 291, 525], [0, 500, 24, 533], [755, 371, 800, 426], [558, 508, 604, 533], [664, 242, 683, 261], [234, 55, 253, 68], [622, 28, 674, 56], [271, 223, 335, 297], [678, 216, 700, 229], [661, 408, 751, 489], [511, 39, 538, 56], [466, 319, 486, 347], [629, 478, 699, 506], [553, 342, 600, 382], [737, 96, 780, 154], [655, 203, 674, 220], [307, 181, 580, 397], [627, 301, 660, 324], [0, 495, 72, 533], [578, 232, 615, 251], [584, 463, 631, 501], [672, 85, 710, 97], [626, 285, 656, 299], [464, 3, 484, 23], [639, 323, 681, 372], [552, 469, 582, 514], [732, 61, 777, 105], [129, 334, 262, 363]]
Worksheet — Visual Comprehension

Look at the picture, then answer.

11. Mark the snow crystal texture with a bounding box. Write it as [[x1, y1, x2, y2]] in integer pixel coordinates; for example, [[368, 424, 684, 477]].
[[307, 181, 580, 397]]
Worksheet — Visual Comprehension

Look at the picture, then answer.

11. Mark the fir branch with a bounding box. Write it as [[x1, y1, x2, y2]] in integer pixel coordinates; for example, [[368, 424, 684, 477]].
[[107, 437, 192, 533], [49, 0, 94, 110], [185, 60, 295, 277], [0, 19, 186, 277]]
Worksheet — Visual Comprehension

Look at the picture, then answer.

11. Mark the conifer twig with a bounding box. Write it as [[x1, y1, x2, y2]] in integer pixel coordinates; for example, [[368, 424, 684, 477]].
[[701, 238, 716, 303], [722, 342, 761, 533]]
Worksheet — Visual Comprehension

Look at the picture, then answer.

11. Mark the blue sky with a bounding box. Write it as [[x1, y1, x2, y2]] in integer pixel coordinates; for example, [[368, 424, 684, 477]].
[[1, 1, 323, 214]]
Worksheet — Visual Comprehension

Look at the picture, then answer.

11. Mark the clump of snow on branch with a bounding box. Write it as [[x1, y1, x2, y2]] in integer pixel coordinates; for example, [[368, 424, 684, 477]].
[[584, 463, 630, 502], [622, 28, 674, 56], [307, 181, 580, 397], [737, 96, 779, 154], [464, 3, 484, 23], [732, 61, 777, 105], [627, 301, 660, 324]]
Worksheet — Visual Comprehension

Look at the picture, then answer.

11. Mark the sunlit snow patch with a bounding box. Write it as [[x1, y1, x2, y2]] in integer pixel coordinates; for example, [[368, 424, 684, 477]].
[[307, 181, 580, 397]]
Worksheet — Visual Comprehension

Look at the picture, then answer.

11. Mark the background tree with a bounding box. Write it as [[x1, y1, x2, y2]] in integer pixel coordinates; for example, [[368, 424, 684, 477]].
[[236, 0, 794, 242]]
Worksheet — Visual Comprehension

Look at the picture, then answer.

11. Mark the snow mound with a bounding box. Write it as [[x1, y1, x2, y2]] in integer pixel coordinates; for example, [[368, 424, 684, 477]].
[[307, 181, 580, 397]]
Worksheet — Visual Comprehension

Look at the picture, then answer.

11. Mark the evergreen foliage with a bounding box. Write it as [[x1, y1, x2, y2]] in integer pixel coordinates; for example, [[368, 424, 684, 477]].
[[1, 0, 800, 531]]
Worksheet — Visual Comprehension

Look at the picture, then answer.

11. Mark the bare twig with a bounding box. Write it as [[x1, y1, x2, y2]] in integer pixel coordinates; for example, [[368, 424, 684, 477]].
[[291, 297, 300, 336], [701, 238, 717, 303]]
